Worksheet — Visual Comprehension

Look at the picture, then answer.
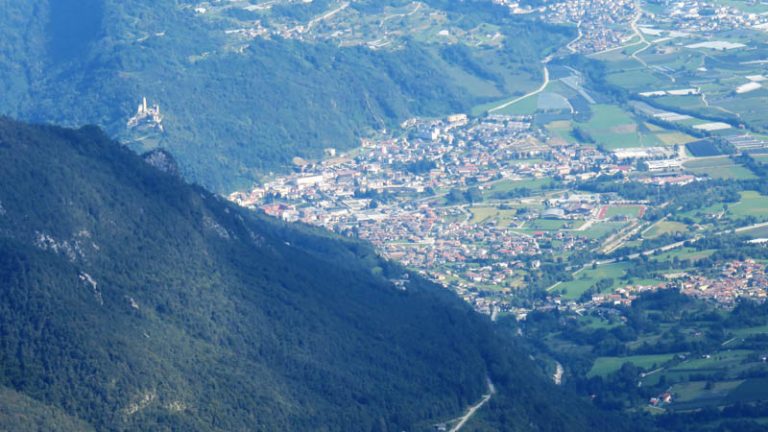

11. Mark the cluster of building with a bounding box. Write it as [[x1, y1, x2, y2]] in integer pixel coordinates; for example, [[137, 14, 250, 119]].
[[656, 0, 768, 33], [726, 134, 768, 152], [576, 259, 768, 312], [610, 146, 686, 173], [575, 259, 768, 311], [491, 0, 537, 14], [639, 174, 696, 186], [229, 114, 644, 312], [535, 0, 639, 53], [195, 0, 505, 52], [229, 101, 749, 316], [192, 0, 768, 55], [191, 0, 344, 44], [674, 260, 768, 304], [231, 113, 602, 214], [649, 391, 674, 408], [127, 97, 163, 131], [533, 259, 768, 324], [588, 283, 666, 307], [507, 0, 768, 55]]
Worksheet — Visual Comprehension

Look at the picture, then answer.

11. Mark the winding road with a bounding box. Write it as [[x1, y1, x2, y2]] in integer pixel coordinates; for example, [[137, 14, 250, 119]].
[[303, 2, 350, 33], [448, 378, 496, 432], [566, 22, 583, 53], [629, 14, 651, 68], [488, 57, 551, 114]]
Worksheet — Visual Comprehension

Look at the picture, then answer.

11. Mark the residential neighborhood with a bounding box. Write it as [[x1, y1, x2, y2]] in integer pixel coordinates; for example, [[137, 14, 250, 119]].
[[230, 105, 767, 319]]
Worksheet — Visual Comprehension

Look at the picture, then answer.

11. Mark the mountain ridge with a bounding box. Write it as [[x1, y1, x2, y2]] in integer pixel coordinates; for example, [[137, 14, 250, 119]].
[[0, 117, 639, 431], [0, 118, 487, 430]]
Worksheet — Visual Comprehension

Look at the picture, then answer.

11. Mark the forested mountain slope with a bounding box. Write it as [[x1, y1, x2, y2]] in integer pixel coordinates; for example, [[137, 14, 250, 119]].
[[0, 118, 638, 431], [0, 0, 569, 191]]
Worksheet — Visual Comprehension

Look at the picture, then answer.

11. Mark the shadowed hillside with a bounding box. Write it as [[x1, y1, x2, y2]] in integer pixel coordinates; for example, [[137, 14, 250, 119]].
[[0, 118, 639, 431]]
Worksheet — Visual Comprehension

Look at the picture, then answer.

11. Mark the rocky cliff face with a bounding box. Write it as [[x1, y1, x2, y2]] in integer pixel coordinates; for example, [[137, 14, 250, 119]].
[[142, 148, 180, 177]]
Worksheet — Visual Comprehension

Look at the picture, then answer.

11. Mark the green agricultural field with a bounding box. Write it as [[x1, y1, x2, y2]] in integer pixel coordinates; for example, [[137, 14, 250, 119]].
[[497, 209, 526, 227], [607, 69, 669, 91], [739, 225, 768, 239], [678, 117, 711, 128], [589, 36, 642, 61], [588, 354, 678, 378], [728, 191, 768, 219], [657, 349, 768, 391], [653, 94, 708, 112], [469, 204, 549, 227], [652, 248, 716, 263], [687, 190, 768, 224], [605, 205, 645, 219], [727, 378, 768, 404], [526, 219, 572, 231], [576, 104, 663, 149], [568, 221, 587, 230], [473, 90, 541, 116], [580, 221, 626, 240], [733, 325, 768, 338], [538, 94, 573, 113], [683, 158, 731, 169], [558, 262, 630, 300], [665, 378, 768, 410], [583, 104, 636, 129], [657, 132, 697, 146], [643, 221, 689, 239], [684, 158, 757, 180], [716, 95, 768, 130], [470, 206, 498, 224], [578, 316, 623, 330], [670, 380, 744, 406], [435, 62, 508, 100], [483, 177, 555, 197], [647, 50, 704, 72], [672, 350, 752, 372], [604, 57, 646, 70], [545, 120, 574, 144]]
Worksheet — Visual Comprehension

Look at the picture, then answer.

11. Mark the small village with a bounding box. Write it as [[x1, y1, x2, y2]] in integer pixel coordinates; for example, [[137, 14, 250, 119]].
[[495, 0, 768, 55], [578, 259, 768, 308], [678, 259, 768, 303], [657, 0, 768, 33], [193, 0, 507, 51]]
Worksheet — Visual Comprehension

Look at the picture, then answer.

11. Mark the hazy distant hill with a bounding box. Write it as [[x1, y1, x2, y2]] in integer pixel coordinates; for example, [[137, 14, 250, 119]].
[[0, 0, 569, 191], [0, 118, 638, 431]]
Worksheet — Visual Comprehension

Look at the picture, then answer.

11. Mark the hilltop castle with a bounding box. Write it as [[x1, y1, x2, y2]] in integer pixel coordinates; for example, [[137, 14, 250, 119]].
[[127, 97, 164, 131]]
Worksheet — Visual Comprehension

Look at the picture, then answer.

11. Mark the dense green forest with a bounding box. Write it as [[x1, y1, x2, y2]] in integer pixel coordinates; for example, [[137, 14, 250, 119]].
[[0, 118, 637, 430], [0, 0, 569, 192]]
